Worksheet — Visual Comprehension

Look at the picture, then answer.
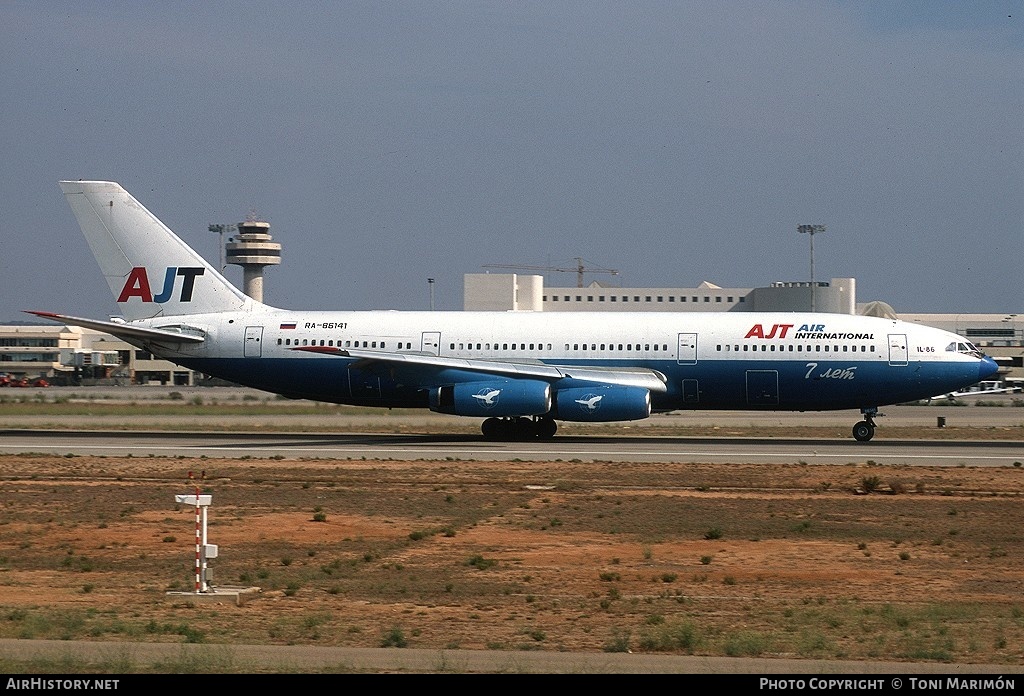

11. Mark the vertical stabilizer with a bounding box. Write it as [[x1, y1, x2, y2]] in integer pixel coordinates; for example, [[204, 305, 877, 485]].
[[59, 181, 255, 320]]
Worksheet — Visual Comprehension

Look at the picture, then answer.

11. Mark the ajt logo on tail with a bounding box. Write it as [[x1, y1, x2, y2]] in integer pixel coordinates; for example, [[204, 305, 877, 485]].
[[117, 267, 205, 303]]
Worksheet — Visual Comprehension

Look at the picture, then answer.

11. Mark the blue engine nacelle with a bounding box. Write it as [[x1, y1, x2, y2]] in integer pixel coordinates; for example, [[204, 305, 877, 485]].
[[554, 386, 651, 422], [429, 379, 552, 417]]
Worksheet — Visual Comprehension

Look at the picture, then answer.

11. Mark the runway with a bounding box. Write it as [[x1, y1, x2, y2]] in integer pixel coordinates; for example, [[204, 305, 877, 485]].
[[1, 429, 1020, 466]]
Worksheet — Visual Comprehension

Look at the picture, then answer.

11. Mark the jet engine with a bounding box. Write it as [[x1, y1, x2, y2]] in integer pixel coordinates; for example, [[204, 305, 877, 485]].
[[429, 379, 552, 417], [554, 386, 651, 422]]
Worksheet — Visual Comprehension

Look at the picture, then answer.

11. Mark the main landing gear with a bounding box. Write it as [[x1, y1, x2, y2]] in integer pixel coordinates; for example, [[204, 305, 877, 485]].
[[482, 416, 558, 441], [852, 407, 880, 442]]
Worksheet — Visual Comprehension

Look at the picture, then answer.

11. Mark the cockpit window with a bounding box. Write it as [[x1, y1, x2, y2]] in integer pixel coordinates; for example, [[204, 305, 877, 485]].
[[946, 342, 984, 358]]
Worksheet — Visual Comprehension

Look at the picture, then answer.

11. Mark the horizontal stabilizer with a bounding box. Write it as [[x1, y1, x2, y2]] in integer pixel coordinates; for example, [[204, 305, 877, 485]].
[[26, 310, 205, 344]]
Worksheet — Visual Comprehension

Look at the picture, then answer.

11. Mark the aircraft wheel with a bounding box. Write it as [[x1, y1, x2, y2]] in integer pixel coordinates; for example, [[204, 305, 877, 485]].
[[481, 418, 501, 440], [513, 416, 535, 440], [852, 421, 875, 442], [536, 417, 557, 440]]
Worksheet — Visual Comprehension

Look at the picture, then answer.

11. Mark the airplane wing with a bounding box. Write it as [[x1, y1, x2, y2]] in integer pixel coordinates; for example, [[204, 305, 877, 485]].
[[930, 386, 1021, 400], [26, 311, 205, 344], [293, 345, 668, 392]]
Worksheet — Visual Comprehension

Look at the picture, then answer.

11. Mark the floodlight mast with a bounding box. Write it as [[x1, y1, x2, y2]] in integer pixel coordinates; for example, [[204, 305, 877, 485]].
[[797, 224, 826, 311]]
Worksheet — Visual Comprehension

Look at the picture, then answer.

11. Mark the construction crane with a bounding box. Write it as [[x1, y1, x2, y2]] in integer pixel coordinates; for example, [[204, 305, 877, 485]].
[[481, 257, 619, 288]]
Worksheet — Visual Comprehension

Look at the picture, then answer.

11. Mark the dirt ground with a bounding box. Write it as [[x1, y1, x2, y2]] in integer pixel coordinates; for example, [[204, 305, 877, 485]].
[[1, 451, 1023, 669]]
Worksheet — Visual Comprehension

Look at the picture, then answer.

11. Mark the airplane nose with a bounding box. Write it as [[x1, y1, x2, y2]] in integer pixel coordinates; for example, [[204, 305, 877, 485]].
[[979, 356, 999, 380]]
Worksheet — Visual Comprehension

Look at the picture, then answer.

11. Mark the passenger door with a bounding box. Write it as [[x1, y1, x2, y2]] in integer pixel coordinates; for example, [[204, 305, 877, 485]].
[[888, 334, 908, 366], [421, 332, 441, 356], [677, 333, 697, 365], [244, 326, 263, 358]]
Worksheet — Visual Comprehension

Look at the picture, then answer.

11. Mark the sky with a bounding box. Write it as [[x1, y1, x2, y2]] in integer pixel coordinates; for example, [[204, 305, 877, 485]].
[[2, 1, 1021, 321]]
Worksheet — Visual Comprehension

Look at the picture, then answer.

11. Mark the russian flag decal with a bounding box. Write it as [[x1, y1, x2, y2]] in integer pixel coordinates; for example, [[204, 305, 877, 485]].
[[280, 322, 297, 330]]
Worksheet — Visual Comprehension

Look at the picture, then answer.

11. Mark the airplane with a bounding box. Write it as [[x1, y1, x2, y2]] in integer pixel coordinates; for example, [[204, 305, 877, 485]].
[[929, 381, 1022, 402], [31, 181, 1000, 442]]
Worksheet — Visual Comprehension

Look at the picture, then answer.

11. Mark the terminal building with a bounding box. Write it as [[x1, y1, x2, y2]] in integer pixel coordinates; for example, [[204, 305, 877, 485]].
[[0, 324, 196, 386]]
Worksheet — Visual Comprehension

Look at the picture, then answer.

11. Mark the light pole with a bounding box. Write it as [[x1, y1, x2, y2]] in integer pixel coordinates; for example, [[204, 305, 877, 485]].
[[208, 223, 235, 271], [797, 224, 826, 312], [428, 278, 435, 311]]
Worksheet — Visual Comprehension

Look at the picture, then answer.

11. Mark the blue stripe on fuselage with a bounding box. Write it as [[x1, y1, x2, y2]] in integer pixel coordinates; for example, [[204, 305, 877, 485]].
[[174, 355, 985, 412]]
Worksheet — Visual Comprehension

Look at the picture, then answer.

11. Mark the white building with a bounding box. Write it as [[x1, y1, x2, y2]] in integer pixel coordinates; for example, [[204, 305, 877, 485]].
[[0, 324, 196, 386]]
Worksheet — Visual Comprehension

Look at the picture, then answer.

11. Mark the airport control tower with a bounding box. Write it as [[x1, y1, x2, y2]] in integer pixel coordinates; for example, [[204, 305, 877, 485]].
[[225, 220, 281, 303]]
